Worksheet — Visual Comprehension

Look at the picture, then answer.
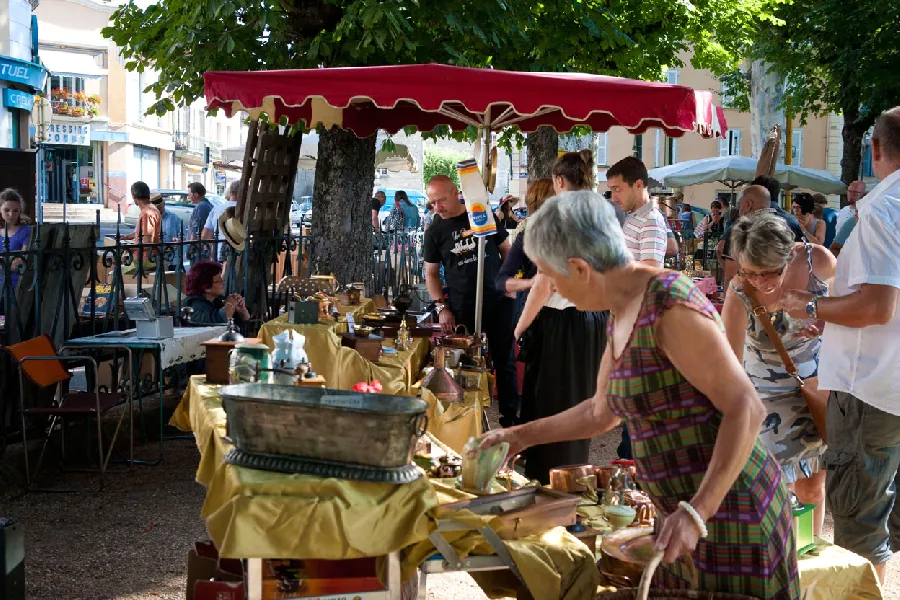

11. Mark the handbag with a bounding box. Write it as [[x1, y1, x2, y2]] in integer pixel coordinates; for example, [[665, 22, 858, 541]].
[[743, 282, 829, 443]]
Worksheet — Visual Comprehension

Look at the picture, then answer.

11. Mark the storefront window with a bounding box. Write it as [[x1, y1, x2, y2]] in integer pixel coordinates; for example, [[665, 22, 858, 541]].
[[43, 143, 95, 204]]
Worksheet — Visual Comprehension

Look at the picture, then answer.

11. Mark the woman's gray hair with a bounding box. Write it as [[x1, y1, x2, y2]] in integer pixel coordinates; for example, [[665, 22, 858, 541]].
[[226, 180, 240, 199], [730, 211, 794, 270], [524, 190, 631, 275]]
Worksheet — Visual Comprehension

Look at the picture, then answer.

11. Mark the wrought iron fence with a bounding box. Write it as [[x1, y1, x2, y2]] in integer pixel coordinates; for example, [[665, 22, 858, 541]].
[[0, 218, 427, 455], [0, 219, 426, 347]]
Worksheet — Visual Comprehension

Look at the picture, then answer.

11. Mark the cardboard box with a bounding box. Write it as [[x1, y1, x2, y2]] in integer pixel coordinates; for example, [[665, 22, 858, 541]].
[[195, 580, 245, 600], [261, 558, 386, 600], [186, 542, 243, 600]]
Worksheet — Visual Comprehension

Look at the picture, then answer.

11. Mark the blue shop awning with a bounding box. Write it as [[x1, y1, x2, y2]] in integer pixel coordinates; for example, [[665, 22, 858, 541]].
[[0, 53, 48, 92]]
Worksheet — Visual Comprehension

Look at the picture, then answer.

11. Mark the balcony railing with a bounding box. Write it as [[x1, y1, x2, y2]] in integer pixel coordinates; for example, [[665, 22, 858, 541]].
[[174, 132, 223, 159]]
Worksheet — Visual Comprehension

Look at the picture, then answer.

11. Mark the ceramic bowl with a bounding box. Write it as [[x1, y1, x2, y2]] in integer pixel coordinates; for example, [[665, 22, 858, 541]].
[[604, 505, 637, 530], [354, 325, 374, 338]]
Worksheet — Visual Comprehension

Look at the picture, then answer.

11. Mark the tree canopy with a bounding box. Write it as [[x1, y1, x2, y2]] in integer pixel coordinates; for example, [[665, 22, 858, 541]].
[[103, 0, 782, 282], [745, 0, 900, 183], [104, 0, 779, 119]]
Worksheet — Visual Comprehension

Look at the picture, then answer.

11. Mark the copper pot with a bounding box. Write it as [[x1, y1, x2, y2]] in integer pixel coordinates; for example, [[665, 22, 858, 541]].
[[549, 464, 596, 493]]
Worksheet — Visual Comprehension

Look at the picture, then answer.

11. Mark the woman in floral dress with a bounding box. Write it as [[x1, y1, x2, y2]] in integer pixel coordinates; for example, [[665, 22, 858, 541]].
[[480, 190, 799, 599], [722, 211, 834, 536]]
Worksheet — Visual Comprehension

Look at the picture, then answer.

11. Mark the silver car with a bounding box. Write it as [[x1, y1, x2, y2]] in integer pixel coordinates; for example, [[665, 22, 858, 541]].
[[124, 189, 225, 230]]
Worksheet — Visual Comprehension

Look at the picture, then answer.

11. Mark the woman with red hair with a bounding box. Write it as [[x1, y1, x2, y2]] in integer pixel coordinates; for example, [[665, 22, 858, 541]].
[[184, 260, 249, 324]]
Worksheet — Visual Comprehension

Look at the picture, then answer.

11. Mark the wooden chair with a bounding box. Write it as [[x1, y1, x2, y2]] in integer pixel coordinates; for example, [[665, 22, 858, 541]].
[[4, 335, 130, 492]]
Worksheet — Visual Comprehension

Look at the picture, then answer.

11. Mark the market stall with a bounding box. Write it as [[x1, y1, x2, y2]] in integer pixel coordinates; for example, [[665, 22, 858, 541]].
[[176, 374, 600, 600]]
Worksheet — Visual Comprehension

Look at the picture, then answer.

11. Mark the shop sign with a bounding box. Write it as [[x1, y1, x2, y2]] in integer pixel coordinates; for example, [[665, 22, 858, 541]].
[[47, 122, 90, 146], [2, 89, 34, 110], [0, 54, 48, 90]]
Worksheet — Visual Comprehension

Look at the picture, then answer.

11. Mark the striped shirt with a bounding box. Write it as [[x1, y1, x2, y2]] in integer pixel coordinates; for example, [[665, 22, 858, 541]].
[[623, 201, 667, 265]]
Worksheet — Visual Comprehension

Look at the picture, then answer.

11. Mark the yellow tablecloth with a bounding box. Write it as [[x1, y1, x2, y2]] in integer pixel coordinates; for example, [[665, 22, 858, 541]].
[[799, 539, 882, 599], [255, 314, 428, 395], [404, 480, 600, 600], [179, 376, 437, 560], [415, 370, 492, 454], [176, 376, 599, 600]]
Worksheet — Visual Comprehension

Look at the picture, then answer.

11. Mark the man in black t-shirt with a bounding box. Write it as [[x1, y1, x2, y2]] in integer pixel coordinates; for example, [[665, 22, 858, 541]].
[[424, 175, 520, 427], [371, 190, 386, 232]]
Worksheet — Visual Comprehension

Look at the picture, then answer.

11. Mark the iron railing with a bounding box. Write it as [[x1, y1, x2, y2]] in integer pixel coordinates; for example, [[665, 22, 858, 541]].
[[0, 218, 425, 455], [0, 219, 425, 347]]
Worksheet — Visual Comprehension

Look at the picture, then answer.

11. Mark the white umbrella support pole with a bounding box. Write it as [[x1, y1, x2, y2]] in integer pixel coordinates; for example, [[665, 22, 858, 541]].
[[474, 127, 492, 337], [474, 237, 486, 335]]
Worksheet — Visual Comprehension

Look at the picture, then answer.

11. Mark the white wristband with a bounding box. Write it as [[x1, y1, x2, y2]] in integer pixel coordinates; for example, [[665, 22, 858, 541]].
[[678, 501, 709, 538]]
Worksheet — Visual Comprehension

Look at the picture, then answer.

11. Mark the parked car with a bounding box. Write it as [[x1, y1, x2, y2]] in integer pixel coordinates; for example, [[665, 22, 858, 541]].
[[123, 189, 226, 231], [377, 189, 426, 231], [292, 196, 312, 228]]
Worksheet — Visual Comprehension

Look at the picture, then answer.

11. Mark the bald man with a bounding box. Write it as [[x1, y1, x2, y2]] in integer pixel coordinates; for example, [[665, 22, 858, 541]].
[[837, 179, 866, 234], [423, 175, 520, 427]]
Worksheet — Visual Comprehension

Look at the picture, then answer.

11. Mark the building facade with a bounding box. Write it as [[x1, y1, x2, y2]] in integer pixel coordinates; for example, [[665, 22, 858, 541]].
[[0, 0, 48, 214], [31, 0, 244, 215]]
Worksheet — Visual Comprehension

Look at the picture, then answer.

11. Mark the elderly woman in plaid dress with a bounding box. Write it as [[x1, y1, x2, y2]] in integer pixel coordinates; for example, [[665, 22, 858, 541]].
[[480, 191, 799, 599]]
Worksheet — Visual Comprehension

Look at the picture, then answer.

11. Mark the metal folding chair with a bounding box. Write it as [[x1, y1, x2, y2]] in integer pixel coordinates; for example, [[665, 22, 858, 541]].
[[4, 335, 132, 492]]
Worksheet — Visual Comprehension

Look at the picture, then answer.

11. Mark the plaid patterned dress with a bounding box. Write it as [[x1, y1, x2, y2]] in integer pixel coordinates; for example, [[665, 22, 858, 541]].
[[607, 272, 799, 599]]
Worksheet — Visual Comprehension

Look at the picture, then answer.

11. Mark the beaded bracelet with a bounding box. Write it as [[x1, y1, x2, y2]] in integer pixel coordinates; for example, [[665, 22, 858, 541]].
[[678, 501, 709, 538]]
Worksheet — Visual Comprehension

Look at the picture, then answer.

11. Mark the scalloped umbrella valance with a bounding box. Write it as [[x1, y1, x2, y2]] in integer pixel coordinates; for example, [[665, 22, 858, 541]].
[[205, 63, 727, 138]]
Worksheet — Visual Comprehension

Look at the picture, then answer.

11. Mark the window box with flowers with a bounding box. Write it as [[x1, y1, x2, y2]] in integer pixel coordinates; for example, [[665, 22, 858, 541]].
[[49, 87, 102, 119]]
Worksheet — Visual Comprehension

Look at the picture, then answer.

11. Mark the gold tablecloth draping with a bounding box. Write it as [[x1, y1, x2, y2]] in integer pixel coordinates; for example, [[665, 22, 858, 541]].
[[177, 376, 598, 599], [180, 376, 438, 560], [255, 312, 428, 395], [402, 479, 600, 600], [414, 369, 492, 454], [798, 539, 882, 600]]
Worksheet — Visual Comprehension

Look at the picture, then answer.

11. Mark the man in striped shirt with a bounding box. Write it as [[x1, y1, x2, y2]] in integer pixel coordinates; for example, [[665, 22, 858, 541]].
[[607, 157, 668, 267], [605, 157, 668, 461]]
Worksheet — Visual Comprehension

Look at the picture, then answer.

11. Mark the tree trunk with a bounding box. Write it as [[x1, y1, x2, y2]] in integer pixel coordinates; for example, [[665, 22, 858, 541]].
[[310, 127, 377, 284], [749, 59, 785, 159], [526, 126, 558, 182], [839, 100, 867, 204]]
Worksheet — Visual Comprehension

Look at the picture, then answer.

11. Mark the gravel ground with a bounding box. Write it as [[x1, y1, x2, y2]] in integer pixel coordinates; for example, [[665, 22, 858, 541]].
[[3, 409, 898, 599]]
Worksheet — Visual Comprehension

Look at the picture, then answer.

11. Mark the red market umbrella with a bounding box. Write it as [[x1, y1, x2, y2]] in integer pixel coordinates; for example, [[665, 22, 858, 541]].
[[205, 63, 726, 139], [205, 63, 727, 334]]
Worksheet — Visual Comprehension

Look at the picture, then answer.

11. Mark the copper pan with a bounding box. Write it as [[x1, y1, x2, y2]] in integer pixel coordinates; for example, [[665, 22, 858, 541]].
[[549, 464, 596, 493]]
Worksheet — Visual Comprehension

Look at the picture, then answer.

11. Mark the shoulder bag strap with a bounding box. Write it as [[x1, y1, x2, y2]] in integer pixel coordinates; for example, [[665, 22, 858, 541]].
[[742, 281, 800, 378]]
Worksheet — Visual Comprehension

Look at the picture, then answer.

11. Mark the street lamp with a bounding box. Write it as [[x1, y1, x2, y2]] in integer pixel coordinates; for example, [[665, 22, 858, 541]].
[[31, 95, 52, 222]]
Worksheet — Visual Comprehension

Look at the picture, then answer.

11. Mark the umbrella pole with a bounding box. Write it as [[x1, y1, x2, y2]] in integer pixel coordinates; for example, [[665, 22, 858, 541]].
[[474, 127, 491, 337]]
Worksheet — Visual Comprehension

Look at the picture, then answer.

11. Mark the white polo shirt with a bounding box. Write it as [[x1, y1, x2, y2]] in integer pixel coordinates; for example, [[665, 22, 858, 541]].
[[819, 168, 900, 414]]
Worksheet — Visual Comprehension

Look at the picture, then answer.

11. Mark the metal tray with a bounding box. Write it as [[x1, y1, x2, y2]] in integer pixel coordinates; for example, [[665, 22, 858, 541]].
[[220, 384, 428, 471]]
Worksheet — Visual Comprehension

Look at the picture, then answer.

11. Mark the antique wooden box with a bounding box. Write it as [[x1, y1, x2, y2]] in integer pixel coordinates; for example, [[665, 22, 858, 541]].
[[340, 332, 384, 363], [441, 487, 580, 540]]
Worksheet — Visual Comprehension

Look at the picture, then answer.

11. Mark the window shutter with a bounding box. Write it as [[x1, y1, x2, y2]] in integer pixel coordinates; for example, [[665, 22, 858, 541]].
[[671, 138, 679, 164], [667, 69, 679, 85], [654, 131, 662, 167], [719, 135, 729, 157], [733, 129, 742, 156], [795, 130, 803, 167], [596, 132, 608, 166]]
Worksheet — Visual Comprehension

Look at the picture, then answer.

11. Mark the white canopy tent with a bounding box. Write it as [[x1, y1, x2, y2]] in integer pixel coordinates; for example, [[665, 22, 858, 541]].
[[643, 156, 848, 195]]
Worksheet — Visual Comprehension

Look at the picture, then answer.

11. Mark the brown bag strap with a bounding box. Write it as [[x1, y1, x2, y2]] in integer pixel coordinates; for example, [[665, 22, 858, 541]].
[[742, 282, 800, 378]]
